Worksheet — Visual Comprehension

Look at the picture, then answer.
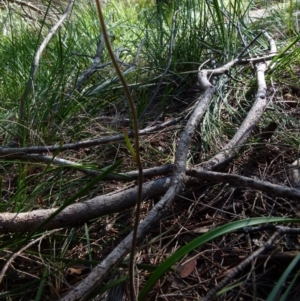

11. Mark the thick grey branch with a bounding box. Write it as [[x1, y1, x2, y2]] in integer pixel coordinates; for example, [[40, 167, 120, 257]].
[[0, 177, 171, 233], [2, 165, 300, 233]]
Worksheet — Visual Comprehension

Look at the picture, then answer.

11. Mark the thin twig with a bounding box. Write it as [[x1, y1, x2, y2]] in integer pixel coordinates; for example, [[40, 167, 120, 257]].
[[0, 116, 182, 155], [7, 154, 173, 181], [0, 228, 61, 284], [201, 231, 281, 301], [19, 0, 75, 129]]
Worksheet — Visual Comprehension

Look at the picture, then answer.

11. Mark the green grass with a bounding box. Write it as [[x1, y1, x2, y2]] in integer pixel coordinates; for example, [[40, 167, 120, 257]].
[[1, 0, 300, 299]]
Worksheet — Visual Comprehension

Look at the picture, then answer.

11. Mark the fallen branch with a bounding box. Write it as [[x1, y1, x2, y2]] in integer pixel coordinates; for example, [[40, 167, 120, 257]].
[[200, 31, 277, 170], [0, 176, 171, 233], [59, 32, 280, 300], [60, 84, 216, 301], [2, 167, 300, 233], [0, 35, 284, 243], [7, 154, 174, 181], [187, 169, 300, 202], [0, 116, 182, 155]]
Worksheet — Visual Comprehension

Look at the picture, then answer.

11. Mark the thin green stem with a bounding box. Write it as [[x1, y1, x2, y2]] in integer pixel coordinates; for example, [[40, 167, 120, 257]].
[[95, 1, 143, 300]]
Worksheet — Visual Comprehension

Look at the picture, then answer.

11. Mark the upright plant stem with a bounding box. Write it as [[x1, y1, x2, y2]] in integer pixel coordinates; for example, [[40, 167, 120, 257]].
[[94, 1, 143, 300]]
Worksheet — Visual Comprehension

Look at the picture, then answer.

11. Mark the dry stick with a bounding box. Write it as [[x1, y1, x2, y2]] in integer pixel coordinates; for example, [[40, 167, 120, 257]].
[[88, 38, 145, 96], [201, 231, 281, 301], [86, 36, 146, 97], [0, 32, 292, 231], [0, 32, 282, 300], [198, 31, 278, 301], [0, 228, 61, 284], [244, 225, 300, 235], [0, 116, 182, 154], [75, 33, 105, 93], [94, 2, 143, 300], [186, 169, 300, 202], [8, 154, 174, 181], [179, 53, 278, 77], [18, 0, 75, 127], [1, 167, 300, 233], [200, 32, 277, 170], [6, 0, 46, 16], [2, 40, 276, 156], [60, 87, 216, 301], [69, 34, 145, 97], [58, 33, 276, 300]]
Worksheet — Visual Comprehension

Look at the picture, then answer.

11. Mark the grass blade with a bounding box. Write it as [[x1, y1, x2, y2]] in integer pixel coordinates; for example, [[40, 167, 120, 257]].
[[266, 252, 300, 301], [139, 217, 300, 300]]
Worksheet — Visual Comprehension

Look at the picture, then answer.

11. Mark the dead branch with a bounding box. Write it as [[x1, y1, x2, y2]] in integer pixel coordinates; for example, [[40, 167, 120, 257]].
[[0, 176, 171, 233], [187, 169, 300, 202], [200, 32, 276, 170], [19, 0, 75, 124], [60, 86, 216, 301], [2, 27, 289, 300], [8, 154, 174, 181], [71, 32, 106, 94], [64, 34, 145, 102], [0, 116, 182, 155], [0, 35, 285, 244], [2, 165, 300, 233]]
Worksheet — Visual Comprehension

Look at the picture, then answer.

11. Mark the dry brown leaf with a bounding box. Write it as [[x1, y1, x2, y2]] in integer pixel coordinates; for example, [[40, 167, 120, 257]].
[[180, 258, 197, 278], [66, 265, 90, 276]]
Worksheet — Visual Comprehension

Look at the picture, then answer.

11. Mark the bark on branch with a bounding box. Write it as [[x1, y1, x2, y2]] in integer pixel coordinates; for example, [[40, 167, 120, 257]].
[[60, 86, 216, 301], [1, 168, 299, 233], [0, 116, 182, 154]]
